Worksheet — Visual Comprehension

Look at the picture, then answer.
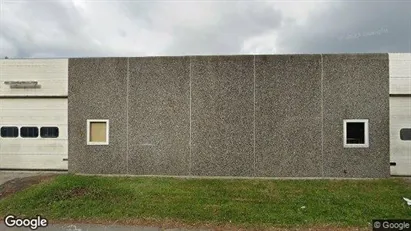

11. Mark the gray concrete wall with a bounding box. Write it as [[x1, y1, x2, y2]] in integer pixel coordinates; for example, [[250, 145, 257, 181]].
[[255, 55, 323, 177], [68, 58, 128, 174], [191, 56, 254, 176], [128, 57, 190, 175], [68, 54, 390, 178], [322, 54, 390, 178]]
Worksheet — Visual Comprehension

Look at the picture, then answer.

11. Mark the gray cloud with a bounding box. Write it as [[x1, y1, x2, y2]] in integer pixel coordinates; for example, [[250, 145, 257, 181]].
[[164, 2, 283, 55], [276, 1, 411, 53], [0, 0, 410, 58], [1, 0, 107, 58], [119, 1, 283, 55]]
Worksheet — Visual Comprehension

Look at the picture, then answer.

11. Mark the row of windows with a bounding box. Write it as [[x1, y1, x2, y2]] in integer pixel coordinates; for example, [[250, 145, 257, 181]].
[[1, 122, 409, 142], [0, 127, 59, 138], [84, 119, 408, 147]]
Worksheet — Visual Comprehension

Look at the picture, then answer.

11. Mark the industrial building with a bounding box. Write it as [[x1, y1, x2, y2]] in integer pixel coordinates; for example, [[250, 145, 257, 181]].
[[0, 53, 410, 177]]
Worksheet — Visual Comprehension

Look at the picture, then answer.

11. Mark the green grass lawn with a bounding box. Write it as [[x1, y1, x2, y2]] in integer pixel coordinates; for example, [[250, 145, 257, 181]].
[[0, 175, 410, 228]]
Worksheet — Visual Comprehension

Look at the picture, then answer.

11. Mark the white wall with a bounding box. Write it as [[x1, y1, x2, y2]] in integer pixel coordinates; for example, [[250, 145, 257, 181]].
[[0, 59, 68, 96], [389, 53, 411, 94], [0, 98, 68, 170], [389, 97, 411, 175], [389, 53, 411, 176], [0, 59, 68, 170]]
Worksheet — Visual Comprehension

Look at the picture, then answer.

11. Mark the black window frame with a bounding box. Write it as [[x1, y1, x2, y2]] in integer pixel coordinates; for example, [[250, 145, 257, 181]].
[[400, 128, 411, 141], [20, 127, 39, 138], [0, 126, 19, 138], [40, 127, 59, 138]]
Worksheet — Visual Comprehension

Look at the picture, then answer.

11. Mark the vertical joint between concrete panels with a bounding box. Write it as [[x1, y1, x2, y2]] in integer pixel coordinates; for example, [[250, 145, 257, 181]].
[[320, 54, 324, 178], [126, 57, 130, 175], [253, 55, 256, 177], [189, 56, 192, 176]]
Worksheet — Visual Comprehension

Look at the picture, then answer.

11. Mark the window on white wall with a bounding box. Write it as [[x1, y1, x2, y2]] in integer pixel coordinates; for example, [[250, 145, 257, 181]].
[[20, 127, 39, 138], [1, 127, 18, 138], [87, 119, 109, 145], [343, 119, 369, 148], [400, 128, 411, 140], [40, 127, 59, 138]]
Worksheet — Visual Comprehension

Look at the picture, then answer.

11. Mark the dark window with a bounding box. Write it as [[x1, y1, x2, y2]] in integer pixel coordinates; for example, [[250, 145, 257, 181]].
[[346, 122, 365, 144], [40, 127, 59, 138], [1, 127, 18, 138], [400, 128, 411, 140], [20, 127, 39, 138]]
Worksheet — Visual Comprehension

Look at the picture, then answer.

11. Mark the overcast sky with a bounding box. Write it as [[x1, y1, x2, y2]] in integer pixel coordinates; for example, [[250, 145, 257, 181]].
[[0, 0, 410, 58]]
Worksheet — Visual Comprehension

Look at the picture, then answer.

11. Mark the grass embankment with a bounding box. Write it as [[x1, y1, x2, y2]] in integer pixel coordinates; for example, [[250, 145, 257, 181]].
[[0, 175, 410, 228]]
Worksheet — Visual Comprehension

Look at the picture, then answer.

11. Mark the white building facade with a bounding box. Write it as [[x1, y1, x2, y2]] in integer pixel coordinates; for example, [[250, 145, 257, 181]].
[[389, 53, 411, 176], [0, 59, 68, 170]]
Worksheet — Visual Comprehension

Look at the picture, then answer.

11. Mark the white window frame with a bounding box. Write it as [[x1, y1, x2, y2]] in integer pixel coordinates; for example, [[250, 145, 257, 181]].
[[343, 119, 369, 148], [87, 119, 109, 145]]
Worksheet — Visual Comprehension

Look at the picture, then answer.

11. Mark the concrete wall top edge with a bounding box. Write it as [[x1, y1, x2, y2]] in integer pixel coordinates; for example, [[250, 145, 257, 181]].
[[69, 57, 128, 61], [3, 53, 402, 61], [322, 53, 388, 60], [72, 53, 389, 59], [255, 54, 321, 62], [66, 53, 390, 62]]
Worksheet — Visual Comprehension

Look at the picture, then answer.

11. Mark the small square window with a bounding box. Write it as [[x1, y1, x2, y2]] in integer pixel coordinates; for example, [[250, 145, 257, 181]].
[[87, 119, 109, 145], [400, 128, 411, 141], [20, 127, 39, 138], [1, 127, 18, 138], [343, 119, 369, 148], [40, 127, 59, 138]]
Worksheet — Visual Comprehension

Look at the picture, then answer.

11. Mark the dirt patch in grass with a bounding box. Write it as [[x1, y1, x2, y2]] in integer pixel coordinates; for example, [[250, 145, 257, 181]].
[[54, 186, 91, 200], [0, 174, 57, 200], [70, 187, 89, 197], [400, 177, 411, 184]]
